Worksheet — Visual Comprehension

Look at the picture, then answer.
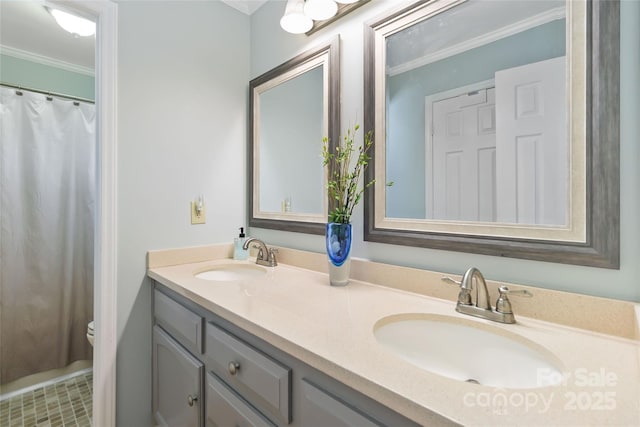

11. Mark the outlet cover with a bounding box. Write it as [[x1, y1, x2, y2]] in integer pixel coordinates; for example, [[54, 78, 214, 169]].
[[191, 201, 206, 224]]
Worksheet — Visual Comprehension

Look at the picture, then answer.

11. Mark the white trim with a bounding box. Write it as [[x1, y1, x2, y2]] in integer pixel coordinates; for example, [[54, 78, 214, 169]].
[[0, 44, 95, 77], [94, 3, 118, 426], [46, 1, 118, 426], [387, 6, 566, 77]]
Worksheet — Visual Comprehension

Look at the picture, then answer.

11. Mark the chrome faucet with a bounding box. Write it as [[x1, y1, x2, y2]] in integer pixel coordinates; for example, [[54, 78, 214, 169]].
[[242, 238, 278, 267], [442, 267, 532, 324]]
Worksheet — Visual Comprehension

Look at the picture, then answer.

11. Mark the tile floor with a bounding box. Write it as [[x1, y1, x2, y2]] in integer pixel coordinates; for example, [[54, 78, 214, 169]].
[[0, 371, 92, 427]]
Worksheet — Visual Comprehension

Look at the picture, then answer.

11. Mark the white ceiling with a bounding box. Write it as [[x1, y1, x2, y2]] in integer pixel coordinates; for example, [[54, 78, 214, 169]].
[[0, 1, 95, 72], [0, 0, 270, 75], [221, 0, 269, 15]]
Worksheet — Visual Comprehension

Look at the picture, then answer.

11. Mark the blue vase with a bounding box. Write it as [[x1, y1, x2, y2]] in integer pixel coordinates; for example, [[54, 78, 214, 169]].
[[326, 222, 352, 286]]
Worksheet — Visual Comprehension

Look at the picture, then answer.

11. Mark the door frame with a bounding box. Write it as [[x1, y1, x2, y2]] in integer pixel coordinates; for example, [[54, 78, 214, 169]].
[[47, 1, 118, 425]]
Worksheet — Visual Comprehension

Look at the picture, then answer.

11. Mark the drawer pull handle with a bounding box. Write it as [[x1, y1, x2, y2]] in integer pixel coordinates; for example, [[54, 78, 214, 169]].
[[228, 361, 240, 375], [187, 394, 198, 407]]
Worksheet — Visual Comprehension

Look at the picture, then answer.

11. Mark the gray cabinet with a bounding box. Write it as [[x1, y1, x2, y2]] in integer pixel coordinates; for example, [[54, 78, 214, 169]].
[[205, 322, 291, 424], [299, 379, 381, 427], [153, 326, 204, 427], [153, 284, 424, 427], [206, 372, 276, 427], [155, 289, 203, 355]]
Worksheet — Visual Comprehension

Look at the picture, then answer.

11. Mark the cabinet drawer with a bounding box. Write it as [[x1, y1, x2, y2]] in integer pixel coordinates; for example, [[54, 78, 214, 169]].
[[205, 323, 291, 424], [300, 379, 381, 427], [155, 289, 203, 355], [206, 373, 275, 427]]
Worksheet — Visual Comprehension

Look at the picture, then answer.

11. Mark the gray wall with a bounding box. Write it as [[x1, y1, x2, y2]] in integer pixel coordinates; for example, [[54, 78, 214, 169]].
[[386, 20, 566, 218], [249, 0, 640, 303], [116, 1, 249, 424]]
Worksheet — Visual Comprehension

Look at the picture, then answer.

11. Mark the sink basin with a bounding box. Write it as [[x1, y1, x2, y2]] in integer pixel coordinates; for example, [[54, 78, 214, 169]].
[[373, 313, 564, 389], [194, 263, 267, 281]]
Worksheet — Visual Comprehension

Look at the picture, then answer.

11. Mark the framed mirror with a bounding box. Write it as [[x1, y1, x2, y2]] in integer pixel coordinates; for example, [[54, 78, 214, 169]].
[[364, 0, 619, 268], [249, 37, 339, 234]]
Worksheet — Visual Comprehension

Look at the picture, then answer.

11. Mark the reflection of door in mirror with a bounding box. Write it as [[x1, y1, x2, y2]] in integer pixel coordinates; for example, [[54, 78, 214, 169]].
[[259, 65, 324, 215], [365, 0, 620, 267], [495, 56, 567, 226], [428, 82, 497, 222], [385, 0, 567, 226]]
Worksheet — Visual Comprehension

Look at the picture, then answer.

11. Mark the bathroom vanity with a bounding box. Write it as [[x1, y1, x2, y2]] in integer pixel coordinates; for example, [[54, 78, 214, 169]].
[[148, 244, 640, 426], [152, 285, 422, 427]]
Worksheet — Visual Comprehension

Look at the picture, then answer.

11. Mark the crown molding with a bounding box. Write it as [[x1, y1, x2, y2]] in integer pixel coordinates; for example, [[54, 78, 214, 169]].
[[0, 44, 95, 77], [387, 6, 565, 77]]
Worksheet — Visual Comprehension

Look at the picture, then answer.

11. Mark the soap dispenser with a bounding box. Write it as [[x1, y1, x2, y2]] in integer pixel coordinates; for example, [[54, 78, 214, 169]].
[[234, 227, 248, 260]]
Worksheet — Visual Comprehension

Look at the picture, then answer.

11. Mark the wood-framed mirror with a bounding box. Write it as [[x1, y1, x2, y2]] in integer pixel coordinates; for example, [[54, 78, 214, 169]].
[[249, 37, 339, 234], [364, 0, 619, 268]]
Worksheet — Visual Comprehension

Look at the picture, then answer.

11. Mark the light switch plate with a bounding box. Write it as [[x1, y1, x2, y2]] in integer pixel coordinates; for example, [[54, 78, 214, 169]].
[[190, 201, 206, 224]]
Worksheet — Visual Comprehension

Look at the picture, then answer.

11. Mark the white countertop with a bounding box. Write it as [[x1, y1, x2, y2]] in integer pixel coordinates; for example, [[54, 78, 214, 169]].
[[148, 248, 640, 426]]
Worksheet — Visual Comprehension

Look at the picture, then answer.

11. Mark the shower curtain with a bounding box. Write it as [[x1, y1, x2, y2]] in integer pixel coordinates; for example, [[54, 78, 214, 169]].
[[0, 87, 95, 384]]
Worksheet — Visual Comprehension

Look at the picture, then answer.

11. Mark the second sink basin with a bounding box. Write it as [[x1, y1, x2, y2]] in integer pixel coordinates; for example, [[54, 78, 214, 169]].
[[373, 313, 564, 389], [194, 263, 267, 282]]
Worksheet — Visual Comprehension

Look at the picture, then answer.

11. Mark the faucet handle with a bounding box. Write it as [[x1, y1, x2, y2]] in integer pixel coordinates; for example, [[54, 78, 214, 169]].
[[496, 286, 532, 314], [441, 276, 472, 305], [498, 285, 533, 297], [266, 247, 278, 266], [441, 276, 461, 286], [251, 244, 266, 259]]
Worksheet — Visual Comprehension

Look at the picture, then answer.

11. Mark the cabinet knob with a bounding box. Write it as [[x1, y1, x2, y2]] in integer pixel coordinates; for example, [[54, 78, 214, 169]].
[[187, 394, 198, 407], [228, 361, 240, 375]]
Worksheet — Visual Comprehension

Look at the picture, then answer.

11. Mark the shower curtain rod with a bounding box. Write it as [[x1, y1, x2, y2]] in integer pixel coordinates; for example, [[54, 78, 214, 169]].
[[1, 82, 95, 105]]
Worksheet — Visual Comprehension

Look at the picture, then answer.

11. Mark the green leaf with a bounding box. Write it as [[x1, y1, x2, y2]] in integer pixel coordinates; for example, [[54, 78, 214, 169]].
[[321, 121, 376, 225]]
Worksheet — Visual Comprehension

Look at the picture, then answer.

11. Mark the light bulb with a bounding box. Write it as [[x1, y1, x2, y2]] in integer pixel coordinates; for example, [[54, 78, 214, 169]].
[[280, 0, 313, 34], [304, 0, 338, 21], [50, 9, 95, 37]]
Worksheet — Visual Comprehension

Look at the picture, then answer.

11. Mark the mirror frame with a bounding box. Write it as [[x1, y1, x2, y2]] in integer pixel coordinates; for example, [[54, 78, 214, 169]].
[[249, 37, 340, 234], [364, 0, 620, 268]]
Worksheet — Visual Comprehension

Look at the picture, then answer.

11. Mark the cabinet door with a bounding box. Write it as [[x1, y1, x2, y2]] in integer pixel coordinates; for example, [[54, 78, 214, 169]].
[[206, 373, 275, 427], [300, 379, 381, 427], [153, 326, 204, 427]]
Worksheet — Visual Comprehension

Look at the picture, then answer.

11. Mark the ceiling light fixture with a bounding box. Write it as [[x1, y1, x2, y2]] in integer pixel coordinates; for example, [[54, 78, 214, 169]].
[[280, 0, 313, 34], [49, 8, 96, 37], [282, 0, 365, 34]]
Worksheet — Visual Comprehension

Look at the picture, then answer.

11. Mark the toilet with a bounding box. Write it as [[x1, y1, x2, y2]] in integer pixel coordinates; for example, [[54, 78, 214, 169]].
[[87, 321, 94, 347]]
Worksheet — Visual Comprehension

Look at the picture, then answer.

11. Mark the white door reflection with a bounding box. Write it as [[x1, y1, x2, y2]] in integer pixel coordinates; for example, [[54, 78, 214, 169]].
[[425, 56, 566, 226], [428, 83, 497, 222]]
